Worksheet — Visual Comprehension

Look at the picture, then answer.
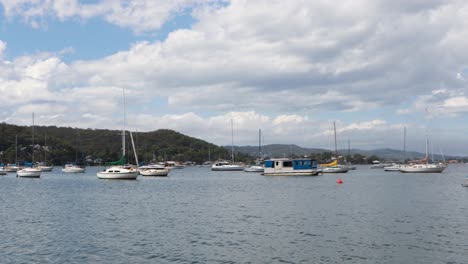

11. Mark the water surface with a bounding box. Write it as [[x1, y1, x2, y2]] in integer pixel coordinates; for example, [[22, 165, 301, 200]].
[[1, 165, 467, 263]]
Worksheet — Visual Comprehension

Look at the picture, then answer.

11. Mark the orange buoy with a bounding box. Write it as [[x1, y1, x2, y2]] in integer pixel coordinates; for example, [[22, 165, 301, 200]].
[[337, 178, 343, 184]]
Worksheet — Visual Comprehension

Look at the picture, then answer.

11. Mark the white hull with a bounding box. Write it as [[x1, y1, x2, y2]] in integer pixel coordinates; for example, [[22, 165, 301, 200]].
[[399, 164, 445, 173], [5, 166, 19, 172], [97, 171, 138, 179], [17, 168, 42, 178], [211, 165, 244, 171], [244, 166, 264, 172], [384, 165, 401, 171], [39, 166, 54, 172], [62, 167, 85, 173], [321, 166, 349, 173], [263, 170, 320, 176], [0, 169, 6, 175], [140, 169, 169, 176]]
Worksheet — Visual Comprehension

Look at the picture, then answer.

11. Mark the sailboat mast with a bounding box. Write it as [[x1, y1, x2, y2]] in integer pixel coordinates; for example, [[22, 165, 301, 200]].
[[403, 126, 406, 162], [15, 135, 18, 166], [333, 121, 338, 157], [122, 88, 126, 159], [32, 113, 35, 164], [231, 118, 234, 162], [259, 129, 262, 161], [425, 135, 429, 164]]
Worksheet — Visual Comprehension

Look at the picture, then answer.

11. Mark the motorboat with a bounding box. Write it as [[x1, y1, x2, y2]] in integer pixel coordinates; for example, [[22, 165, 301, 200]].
[[244, 165, 264, 172], [139, 164, 169, 176], [370, 160, 388, 169], [36, 162, 53, 172], [165, 161, 186, 169], [97, 165, 138, 179], [263, 158, 321, 176], [62, 164, 85, 173], [211, 160, 244, 171], [384, 163, 401, 171], [0, 166, 6, 175], [5, 163, 20, 172], [17, 167, 42, 178]]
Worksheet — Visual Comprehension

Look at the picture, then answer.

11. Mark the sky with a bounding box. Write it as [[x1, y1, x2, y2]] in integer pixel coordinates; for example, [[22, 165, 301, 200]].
[[1, 0, 468, 156]]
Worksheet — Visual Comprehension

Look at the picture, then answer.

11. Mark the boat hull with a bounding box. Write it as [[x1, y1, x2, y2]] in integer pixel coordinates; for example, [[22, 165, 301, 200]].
[[39, 166, 54, 172], [0, 170, 6, 175], [399, 165, 445, 173], [321, 166, 349, 173], [263, 170, 320, 176], [139, 169, 169, 176], [211, 166, 244, 171], [97, 171, 138, 179], [244, 166, 264, 172], [17, 168, 42, 178], [62, 167, 85, 173]]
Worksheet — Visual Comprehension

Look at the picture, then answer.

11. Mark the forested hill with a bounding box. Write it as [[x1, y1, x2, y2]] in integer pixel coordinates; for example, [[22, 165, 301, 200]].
[[0, 123, 231, 165]]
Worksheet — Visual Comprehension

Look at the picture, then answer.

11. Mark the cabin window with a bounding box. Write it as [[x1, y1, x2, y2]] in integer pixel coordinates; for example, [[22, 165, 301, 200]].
[[283, 161, 293, 167]]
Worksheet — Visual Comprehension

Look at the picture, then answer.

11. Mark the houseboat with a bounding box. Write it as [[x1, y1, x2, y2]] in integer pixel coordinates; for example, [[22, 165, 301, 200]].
[[263, 158, 321, 176]]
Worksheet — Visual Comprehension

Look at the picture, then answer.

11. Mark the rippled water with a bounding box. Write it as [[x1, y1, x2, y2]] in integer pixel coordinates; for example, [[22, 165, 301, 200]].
[[1, 165, 467, 263]]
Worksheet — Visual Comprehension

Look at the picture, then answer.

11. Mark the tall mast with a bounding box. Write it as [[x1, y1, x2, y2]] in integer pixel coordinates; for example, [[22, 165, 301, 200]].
[[15, 135, 18, 166], [122, 88, 126, 159], [32, 112, 35, 164], [403, 126, 406, 162], [333, 121, 338, 157], [425, 135, 429, 164], [231, 118, 234, 162], [258, 129, 262, 161]]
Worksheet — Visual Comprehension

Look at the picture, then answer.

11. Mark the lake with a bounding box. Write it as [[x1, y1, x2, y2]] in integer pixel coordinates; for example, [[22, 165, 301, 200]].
[[1, 165, 467, 263]]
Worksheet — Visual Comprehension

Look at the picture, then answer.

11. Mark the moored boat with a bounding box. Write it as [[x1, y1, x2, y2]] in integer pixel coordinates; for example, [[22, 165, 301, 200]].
[[139, 164, 170, 176], [62, 164, 85, 173], [399, 136, 445, 173], [263, 158, 321, 176], [211, 160, 244, 171], [97, 165, 138, 179], [244, 165, 264, 172], [384, 163, 401, 171], [96, 88, 139, 180], [17, 167, 42, 178]]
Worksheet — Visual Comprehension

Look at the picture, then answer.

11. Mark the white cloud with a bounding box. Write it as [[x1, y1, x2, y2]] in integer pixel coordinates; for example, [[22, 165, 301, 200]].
[[0, 0, 219, 32], [2, 1, 468, 154], [0, 40, 6, 57]]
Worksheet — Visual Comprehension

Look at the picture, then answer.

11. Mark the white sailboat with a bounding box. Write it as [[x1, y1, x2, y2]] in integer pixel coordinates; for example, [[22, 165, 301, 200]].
[[37, 133, 53, 171], [244, 128, 264, 172], [399, 135, 445, 173], [62, 131, 85, 173], [5, 135, 20, 172], [17, 113, 42, 178], [212, 119, 244, 171], [97, 88, 139, 180], [320, 121, 349, 173]]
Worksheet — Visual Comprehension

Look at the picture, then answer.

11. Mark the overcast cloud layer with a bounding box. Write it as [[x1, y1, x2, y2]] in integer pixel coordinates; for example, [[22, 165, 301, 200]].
[[1, 0, 468, 155]]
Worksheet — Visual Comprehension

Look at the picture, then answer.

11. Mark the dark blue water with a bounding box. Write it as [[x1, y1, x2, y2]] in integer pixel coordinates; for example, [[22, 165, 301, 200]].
[[1, 165, 467, 263]]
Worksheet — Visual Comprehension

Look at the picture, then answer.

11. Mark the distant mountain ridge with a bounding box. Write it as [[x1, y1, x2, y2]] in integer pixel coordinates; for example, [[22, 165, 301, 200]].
[[230, 144, 462, 162]]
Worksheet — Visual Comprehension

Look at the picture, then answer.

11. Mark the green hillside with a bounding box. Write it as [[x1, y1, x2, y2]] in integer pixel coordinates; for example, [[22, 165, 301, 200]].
[[0, 123, 232, 165]]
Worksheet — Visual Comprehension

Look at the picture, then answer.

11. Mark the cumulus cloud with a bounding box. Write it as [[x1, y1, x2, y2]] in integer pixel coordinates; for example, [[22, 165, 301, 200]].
[[1, 1, 468, 154], [0, 0, 220, 32]]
